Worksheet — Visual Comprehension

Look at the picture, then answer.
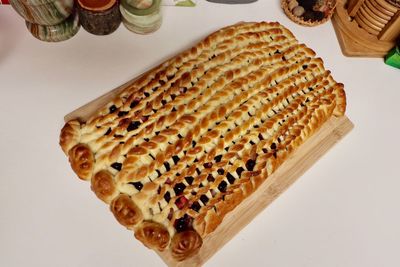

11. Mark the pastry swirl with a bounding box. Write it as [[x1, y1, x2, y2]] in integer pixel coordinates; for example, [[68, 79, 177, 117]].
[[170, 230, 203, 262], [111, 194, 143, 228], [134, 221, 170, 251]]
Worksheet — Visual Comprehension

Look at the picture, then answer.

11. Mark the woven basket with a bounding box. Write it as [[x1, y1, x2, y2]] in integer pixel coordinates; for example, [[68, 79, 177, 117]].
[[281, 0, 337, 26]]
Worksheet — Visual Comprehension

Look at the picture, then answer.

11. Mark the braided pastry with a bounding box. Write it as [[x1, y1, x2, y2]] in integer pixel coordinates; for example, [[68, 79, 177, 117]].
[[60, 21, 346, 261]]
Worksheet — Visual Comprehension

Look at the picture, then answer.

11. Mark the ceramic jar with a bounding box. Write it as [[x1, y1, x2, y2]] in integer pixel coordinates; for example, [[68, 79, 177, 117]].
[[120, 0, 162, 34], [10, 0, 74, 25], [77, 0, 121, 35]]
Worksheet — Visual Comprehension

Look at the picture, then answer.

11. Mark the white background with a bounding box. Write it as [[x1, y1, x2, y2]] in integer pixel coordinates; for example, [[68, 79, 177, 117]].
[[1, 1, 400, 266]]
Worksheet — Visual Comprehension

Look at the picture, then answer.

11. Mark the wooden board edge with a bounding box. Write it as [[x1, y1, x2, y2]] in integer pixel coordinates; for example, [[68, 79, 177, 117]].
[[156, 115, 354, 267]]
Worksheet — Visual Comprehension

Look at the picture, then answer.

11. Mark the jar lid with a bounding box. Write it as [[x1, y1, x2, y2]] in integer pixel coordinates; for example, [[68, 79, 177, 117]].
[[78, 0, 117, 11], [121, 0, 160, 16]]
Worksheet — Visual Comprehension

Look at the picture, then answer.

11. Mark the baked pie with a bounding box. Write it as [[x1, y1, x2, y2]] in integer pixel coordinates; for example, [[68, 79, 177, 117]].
[[60, 21, 346, 261]]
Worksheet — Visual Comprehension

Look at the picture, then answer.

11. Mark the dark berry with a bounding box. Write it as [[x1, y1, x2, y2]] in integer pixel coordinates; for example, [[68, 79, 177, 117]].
[[218, 181, 228, 193], [203, 162, 212, 168], [191, 201, 201, 212], [217, 168, 225, 175], [270, 142, 277, 150], [185, 176, 194, 185], [109, 105, 117, 113], [130, 99, 140, 108], [129, 182, 143, 191], [164, 191, 171, 202], [164, 161, 171, 171], [236, 167, 244, 176], [127, 121, 141, 132], [172, 155, 180, 164], [104, 128, 111, 135], [207, 174, 215, 182], [246, 159, 256, 171], [174, 182, 186, 196], [174, 215, 192, 232], [214, 155, 222, 162], [200, 194, 209, 204], [118, 111, 129, 117], [227, 173, 235, 184], [111, 162, 122, 171]]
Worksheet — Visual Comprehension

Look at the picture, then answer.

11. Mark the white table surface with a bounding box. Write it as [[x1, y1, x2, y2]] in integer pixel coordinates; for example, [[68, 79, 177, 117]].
[[1, 1, 400, 267]]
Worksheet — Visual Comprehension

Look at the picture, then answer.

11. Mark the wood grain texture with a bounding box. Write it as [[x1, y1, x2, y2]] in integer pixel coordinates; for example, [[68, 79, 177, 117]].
[[332, 0, 395, 57], [156, 115, 353, 267]]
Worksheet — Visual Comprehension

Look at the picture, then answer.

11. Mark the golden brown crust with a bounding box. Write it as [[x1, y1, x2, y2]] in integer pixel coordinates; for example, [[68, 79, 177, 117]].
[[60, 21, 346, 260], [134, 221, 170, 251], [91, 170, 118, 203], [170, 230, 203, 261], [68, 144, 94, 180], [60, 120, 81, 154], [110, 194, 143, 229]]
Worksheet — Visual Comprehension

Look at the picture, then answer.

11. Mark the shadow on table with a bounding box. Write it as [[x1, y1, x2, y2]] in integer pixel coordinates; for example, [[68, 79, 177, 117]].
[[0, 9, 24, 64]]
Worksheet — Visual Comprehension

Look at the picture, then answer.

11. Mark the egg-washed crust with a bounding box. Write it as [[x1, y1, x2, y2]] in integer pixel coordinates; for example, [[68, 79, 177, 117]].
[[60, 21, 346, 261]]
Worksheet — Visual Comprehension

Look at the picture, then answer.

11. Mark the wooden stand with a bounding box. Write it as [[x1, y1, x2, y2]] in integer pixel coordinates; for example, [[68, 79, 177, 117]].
[[332, 0, 399, 57]]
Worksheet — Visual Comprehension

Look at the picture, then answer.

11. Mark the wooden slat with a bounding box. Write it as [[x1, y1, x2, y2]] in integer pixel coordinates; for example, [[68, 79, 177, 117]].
[[379, 11, 400, 41]]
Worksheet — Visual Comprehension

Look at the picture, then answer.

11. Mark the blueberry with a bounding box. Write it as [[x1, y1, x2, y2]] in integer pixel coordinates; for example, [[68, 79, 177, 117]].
[[129, 182, 143, 191], [218, 181, 228, 193], [246, 159, 256, 171], [236, 167, 244, 176], [111, 162, 122, 171], [203, 162, 213, 168], [172, 155, 180, 164], [200, 194, 209, 204], [207, 174, 215, 182], [130, 99, 140, 109], [214, 155, 222, 162], [164, 162, 171, 171], [127, 121, 141, 132], [164, 192, 171, 202], [185, 176, 194, 185], [109, 105, 117, 113], [174, 214, 192, 232], [191, 201, 201, 212], [227, 173, 235, 184], [174, 183, 186, 196], [118, 111, 129, 117]]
